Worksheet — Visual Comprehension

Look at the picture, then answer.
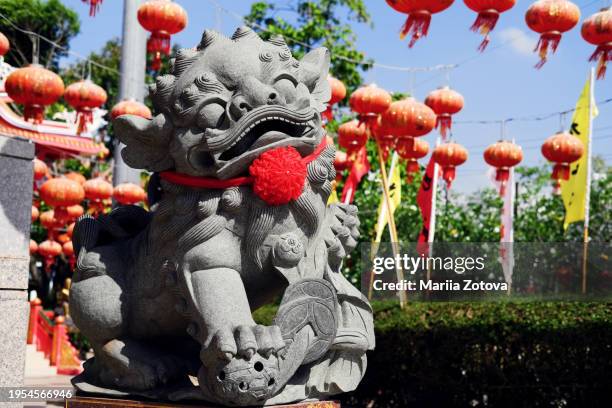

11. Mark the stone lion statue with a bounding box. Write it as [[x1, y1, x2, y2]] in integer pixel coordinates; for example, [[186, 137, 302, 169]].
[[70, 26, 374, 406]]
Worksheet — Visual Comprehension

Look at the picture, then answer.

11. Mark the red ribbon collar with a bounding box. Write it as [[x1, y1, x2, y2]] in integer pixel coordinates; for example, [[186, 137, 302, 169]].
[[159, 140, 327, 205]]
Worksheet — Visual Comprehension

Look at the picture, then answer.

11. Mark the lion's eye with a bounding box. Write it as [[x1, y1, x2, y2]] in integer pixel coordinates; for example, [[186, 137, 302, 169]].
[[197, 103, 226, 129], [274, 78, 297, 104]]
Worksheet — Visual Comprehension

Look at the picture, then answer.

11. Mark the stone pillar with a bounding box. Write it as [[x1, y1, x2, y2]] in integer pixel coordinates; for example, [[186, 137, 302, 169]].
[[0, 136, 35, 397]]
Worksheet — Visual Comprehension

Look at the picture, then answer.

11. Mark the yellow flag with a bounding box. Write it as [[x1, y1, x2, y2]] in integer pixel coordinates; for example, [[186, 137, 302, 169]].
[[561, 72, 598, 230], [327, 180, 339, 205], [374, 152, 402, 243]]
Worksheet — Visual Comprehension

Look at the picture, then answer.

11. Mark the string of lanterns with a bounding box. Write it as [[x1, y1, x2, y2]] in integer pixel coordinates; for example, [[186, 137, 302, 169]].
[[384, 1, 612, 79]]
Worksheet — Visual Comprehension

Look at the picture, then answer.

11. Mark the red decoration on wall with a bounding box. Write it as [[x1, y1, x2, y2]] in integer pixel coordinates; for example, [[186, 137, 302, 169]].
[[137, 0, 188, 71], [5, 65, 65, 124], [425, 87, 464, 139], [464, 0, 517, 51], [525, 0, 580, 68], [541, 132, 584, 180], [581, 7, 612, 79], [64, 80, 108, 135], [386, 0, 455, 47]]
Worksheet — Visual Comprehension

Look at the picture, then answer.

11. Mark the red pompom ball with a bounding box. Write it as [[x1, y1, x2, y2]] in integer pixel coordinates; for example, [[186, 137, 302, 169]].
[[249, 146, 307, 205]]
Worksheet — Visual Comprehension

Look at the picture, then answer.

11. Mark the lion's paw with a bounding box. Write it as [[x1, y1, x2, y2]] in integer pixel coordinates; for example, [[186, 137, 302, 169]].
[[201, 324, 286, 364]]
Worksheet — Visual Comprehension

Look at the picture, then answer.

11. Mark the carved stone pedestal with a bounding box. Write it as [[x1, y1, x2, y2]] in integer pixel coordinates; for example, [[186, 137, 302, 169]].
[[65, 397, 340, 408]]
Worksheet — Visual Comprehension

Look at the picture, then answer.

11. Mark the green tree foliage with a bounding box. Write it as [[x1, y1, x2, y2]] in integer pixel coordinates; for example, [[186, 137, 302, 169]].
[[244, 0, 373, 91], [0, 0, 80, 69]]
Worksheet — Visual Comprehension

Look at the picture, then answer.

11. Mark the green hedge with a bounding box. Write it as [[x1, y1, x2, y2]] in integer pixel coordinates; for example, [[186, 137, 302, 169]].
[[254, 301, 612, 407]]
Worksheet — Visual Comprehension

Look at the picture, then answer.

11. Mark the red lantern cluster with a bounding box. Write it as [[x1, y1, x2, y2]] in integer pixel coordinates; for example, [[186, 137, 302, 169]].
[[433, 142, 468, 187], [111, 99, 152, 120], [525, 0, 580, 68], [137, 0, 188, 71], [581, 7, 612, 80], [84, 178, 113, 215], [5, 65, 65, 124], [484, 140, 523, 196], [541, 132, 584, 180], [386, 0, 454, 47], [424, 87, 464, 139], [39, 178, 85, 224], [113, 183, 147, 205], [64, 80, 108, 135], [464, 0, 517, 51]]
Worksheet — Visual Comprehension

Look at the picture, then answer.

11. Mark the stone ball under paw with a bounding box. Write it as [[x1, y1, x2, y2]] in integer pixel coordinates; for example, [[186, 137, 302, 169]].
[[199, 353, 280, 406]]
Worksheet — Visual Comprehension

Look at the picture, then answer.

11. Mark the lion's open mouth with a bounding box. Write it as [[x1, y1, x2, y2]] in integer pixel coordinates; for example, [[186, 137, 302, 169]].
[[219, 116, 314, 161]]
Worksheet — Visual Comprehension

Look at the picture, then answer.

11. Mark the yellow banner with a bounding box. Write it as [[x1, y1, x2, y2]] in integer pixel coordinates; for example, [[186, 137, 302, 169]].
[[374, 152, 402, 244], [561, 73, 598, 230]]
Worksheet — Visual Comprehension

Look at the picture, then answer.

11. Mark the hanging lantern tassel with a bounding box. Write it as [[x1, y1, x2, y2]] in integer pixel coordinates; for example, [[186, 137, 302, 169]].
[[551, 163, 571, 180], [147, 31, 171, 71], [83, 0, 103, 17], [495, 167, 510, 197], [436, 114, 452, 139], [400, 11, 432, 48], [406, 160, 420, 183], [589, 44, 612, 80], [24, 105, 45, 124], [534, 32, 562, 69], [442, 166, 456, 188], [471, 10, 500, 51]]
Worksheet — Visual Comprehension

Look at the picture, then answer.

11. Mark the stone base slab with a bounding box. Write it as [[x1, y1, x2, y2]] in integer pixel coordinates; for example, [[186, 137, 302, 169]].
[[65, 396, 340, 408]]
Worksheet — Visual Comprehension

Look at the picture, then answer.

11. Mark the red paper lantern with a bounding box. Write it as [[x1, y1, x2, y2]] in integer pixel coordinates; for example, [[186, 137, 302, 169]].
[[63, 241, 76, 270], [0, 32, 9, 57], [381, 97, 437, 141], [113, 183, 147, 205], [39, 178, 85, 224], [334, 150, 350, 172], [386, 0, 454, 47], [29, 239, 38, 255], [338, 120, 369, 152], [38, 239, 62, 272], [65, 172, 87, 185], [483, 140, 523, 196], [84, 178, 113, 214], [39, 210, 59, 232], [328, 76, 347, 105], [541, 132, 584, 180], [425, 87, 464, 138], [82, 0, 103, 16], [464, 0, 517, 51], [349, 84, 392, 127], [581, 7, 612, 80], [526, 0, 580, 68], [137, 0, 188, 71], [31, 205, 39, 223], [5, 65, 64, 124], [65, 204, 84, 221], [432, 142, 468, 187], [111, 99, 152, 120], [396, 137, 429, 182], [64, 80, 108, 135], [33, 158, 48, 181]]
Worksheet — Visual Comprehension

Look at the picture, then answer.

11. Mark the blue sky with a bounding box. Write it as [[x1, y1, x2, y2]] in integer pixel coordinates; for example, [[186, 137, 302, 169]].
[[59, 0, 611, 193]]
